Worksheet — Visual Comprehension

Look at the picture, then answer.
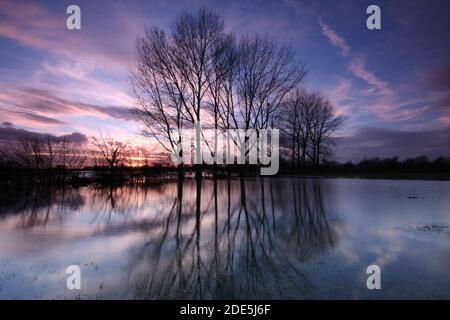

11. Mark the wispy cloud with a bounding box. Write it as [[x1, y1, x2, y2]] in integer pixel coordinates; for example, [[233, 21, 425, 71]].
[[316, 17, 440, 128], [0, 0, 448, 159], [319, 17, 351, 57], [317, 16, 450, 133], [13, 111, 66, 125], [319, 18, 392, 97], [0, 123, 88, 145], [0, 87, 134, 126], [335, 126, 450, 161], [349, 56, 393, 96], [0, 0, 143, 72]]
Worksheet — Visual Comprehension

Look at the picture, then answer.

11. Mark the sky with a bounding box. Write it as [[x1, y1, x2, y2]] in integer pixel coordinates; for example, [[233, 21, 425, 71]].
[[0, 0, 449, 161]]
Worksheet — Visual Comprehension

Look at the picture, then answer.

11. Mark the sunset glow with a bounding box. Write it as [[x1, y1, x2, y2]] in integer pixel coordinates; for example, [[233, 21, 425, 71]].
[[0, 0, 448, 162]]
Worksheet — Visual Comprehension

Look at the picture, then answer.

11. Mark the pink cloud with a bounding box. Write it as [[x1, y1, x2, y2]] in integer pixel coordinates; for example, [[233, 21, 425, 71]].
[[436, 115, 450, 127], [318, 17, 351, 57], [0, 0, 143, 72], [35, 58, 135, 106], [348, 56, 393, 96], [0, 87, 134, 126], [318, 18, 392, 97]]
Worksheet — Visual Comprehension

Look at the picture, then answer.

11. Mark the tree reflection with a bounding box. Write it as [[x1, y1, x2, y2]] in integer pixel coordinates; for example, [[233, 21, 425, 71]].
[[0, 177, 339, 299], [126, 177, 338, 299], [0, 183, 84, 227]]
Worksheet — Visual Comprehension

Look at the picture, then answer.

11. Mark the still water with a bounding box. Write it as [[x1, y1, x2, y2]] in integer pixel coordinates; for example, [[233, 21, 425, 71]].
[[0, 177, 449, 299]]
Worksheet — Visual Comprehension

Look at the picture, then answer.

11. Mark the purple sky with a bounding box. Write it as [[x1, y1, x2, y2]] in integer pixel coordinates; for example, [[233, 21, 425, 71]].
[[0, 0, 449, 161]]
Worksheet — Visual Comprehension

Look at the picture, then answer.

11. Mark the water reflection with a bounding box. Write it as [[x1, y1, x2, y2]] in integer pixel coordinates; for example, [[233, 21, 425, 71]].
[[125, 177, 337, 299], [0, 184, 85, 228], [0, 177, 449, 299]]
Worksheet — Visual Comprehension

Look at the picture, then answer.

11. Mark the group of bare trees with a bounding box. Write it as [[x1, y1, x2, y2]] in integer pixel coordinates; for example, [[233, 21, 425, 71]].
[[282, 90, 344, 169], [0, 131, 135, 170], [91, 134, 167, 169], [0, 131, 153, 171], [131, 7, 309, 169], [92, 134, 129, 168], [0, 134, 87, 170], [0, 8, 343, 173]]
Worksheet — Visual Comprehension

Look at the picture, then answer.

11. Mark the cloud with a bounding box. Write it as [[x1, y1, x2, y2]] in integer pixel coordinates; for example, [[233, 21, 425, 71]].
[[348, 56, 393, 96], [335, 126, 450, 161], [318, 17, 351, 57], [318, 18, 392, 97], [316, 17, 441, 131], [0, 125, 88, 145], [0, 87, 134, 127], [61, 132, 89, 144], [99, 105, 135, 121], [12, 111, 66, 125], [36, 58, 135, 107], [426, 65, 450, 92], [323, 77, 354, 112], [0, 0, 140, 72]]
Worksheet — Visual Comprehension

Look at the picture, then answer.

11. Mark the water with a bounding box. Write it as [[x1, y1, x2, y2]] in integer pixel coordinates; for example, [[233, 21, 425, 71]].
[[0, 177, 449, 299]]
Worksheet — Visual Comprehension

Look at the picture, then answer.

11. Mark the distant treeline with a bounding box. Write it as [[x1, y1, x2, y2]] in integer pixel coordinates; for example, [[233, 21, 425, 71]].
[[1, 155, 449, 186], [278, 155, 450, 177]]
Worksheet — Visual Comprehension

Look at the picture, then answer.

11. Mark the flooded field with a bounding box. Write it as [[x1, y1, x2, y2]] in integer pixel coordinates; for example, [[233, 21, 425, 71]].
[[0, 177, 449, 299]]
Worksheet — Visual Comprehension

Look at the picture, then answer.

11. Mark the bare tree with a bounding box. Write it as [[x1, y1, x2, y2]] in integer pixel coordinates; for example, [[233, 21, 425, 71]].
[[308, 94, 344, 166], [282, 90, 302, 168], [0, 133, 87, 170], [56, 137, 87, 169], [205, 33, 237, 163], [171, 7, 226, 126], [282, 91, 344, 168], [235, 35, 307, 131], [133, 8, 230, 169], [92, 134, 128, 168], [220, 35, 307, 163], [133, 27, 185, 164], [132, 8, 307, 170], [299, 94, 322, 166], [6, 134, 47, 169]]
